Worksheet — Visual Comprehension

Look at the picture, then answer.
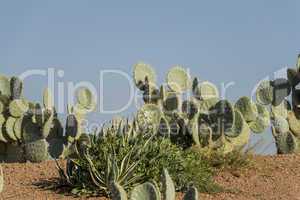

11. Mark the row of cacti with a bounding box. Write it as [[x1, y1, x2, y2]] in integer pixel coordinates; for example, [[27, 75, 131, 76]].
[[133, 63, 270, 154], [109, 169, 198, 200], [254, 55, 300, 154], [0, 73, 96, 162]]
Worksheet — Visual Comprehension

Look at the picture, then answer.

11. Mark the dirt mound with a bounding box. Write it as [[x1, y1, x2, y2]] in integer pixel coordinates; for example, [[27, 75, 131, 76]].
[[0, 154, 299, 200]]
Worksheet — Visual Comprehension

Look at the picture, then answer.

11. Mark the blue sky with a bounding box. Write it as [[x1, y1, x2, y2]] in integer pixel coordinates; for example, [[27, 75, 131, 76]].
[[0, 0, 299, 154]]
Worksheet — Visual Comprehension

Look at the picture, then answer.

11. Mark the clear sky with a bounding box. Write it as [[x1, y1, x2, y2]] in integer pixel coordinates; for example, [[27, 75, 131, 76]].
[[0, 0, 299, 154]]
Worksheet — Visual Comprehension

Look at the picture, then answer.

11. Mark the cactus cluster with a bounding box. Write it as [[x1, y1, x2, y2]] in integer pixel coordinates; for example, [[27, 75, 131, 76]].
[[0, 75, 65, 162], [254, 55, 300, 154], [133, 63, 268, 153]]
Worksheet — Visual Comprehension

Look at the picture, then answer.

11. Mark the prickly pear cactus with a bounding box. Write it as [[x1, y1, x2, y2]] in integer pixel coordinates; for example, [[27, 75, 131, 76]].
[[161, 169, 176, 200], [110, 182, 128, 200], [130, 182, 161, 200], [166, 66, 191, 93], [183, 186, 199, 200]]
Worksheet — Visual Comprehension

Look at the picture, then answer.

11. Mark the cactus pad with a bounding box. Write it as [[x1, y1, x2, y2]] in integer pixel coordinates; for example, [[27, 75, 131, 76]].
[[287, 111, 300, 137], [5, 117, 18, 141], [9, 99, 29, 118], [271, 99, 291, 119], [65, 114, 79, 140], [161, 169, 176, 200], [13, 117, 23, 140], [197, 97, 219, 113], [271, 78, 291, 106], [5, 143, 25, 162], [10, 76, 23, 100], [0, 95, 9, 114], [0, 75, 11, 97], [273, 116, 289, 133], [24, 139, 49, 162], [194, 81, 219, 100], [130, 182, 160, 200], [163, 92, 180, 112], [166, 66, 191, 93], [287, 68, 300, 86], [43, 88, 53, 110], [77, 87, 96, 109], [133, 62, 156, 89], [209, 100, 235, 136], [234, 96, 258, 122], [249, 104, 270, 134], [255, 80, 273, 105], [182, 100, 198, 119], [110, 182, 128, 200], [136, 104, 161, 134], [183, 186, 199, 200]]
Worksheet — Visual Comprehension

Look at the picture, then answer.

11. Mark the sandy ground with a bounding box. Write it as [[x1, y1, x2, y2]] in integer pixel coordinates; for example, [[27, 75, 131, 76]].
[[0, 154, 299, 200]]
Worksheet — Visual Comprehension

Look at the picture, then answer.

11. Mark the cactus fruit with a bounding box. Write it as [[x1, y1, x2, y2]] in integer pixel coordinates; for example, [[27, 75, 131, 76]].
[[133, 62, 157, 90], [110, 182, 128, 200], [194, 81, 219, 100], [183, 186, 199, 200], [130, 182, 160, 200], [10, 76, 23, 100], [24, 139, 49, 162], [0, 75, 11, 97], [235, 96, 258, 122], [255, 80, 273, 105], [273, 116, 289, 133], [161, 169, 176, 200], [9, 99, 29, 118], [249, 104, 270, 134], [166, 66, 191, 93], [271, 78, 291, 106]]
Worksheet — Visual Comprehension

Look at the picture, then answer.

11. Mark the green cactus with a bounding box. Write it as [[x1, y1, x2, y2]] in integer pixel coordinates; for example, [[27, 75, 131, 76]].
[[271, 126, 298, 154], [5, 143, 25, 162], [133, 62, 157, 90], [43, 88, 53, 110], [183, 186, 199, 200], [130, 182, 160, 200], [76, 87, 96, 110], [0, 95, 9, 114], [271, 99, 291, 119], [136, 104, 162, 134], [10, 76, 23, 100], [24, 139, 49, 162], [287, 111, 300, 137], [182, 100, 198, 120], [166, 66, 191, 93], [273, 116, 289, 133], [271, 78, 291, 106], [255, 80, 273, 105], [110, 182, 128, 200], [163, 92, 180, 112], [9, 99, 29, 118], [161, 169, 176, 200], [235, 96, 258, 122], [0, 75, 11, 97], [249, 103, 270, 134], [194, 81, 219, 100], [4, 117, 18, 142]]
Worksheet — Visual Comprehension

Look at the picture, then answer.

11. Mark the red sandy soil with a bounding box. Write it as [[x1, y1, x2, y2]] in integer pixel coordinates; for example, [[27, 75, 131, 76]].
[[0, 154, 299, 200]]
